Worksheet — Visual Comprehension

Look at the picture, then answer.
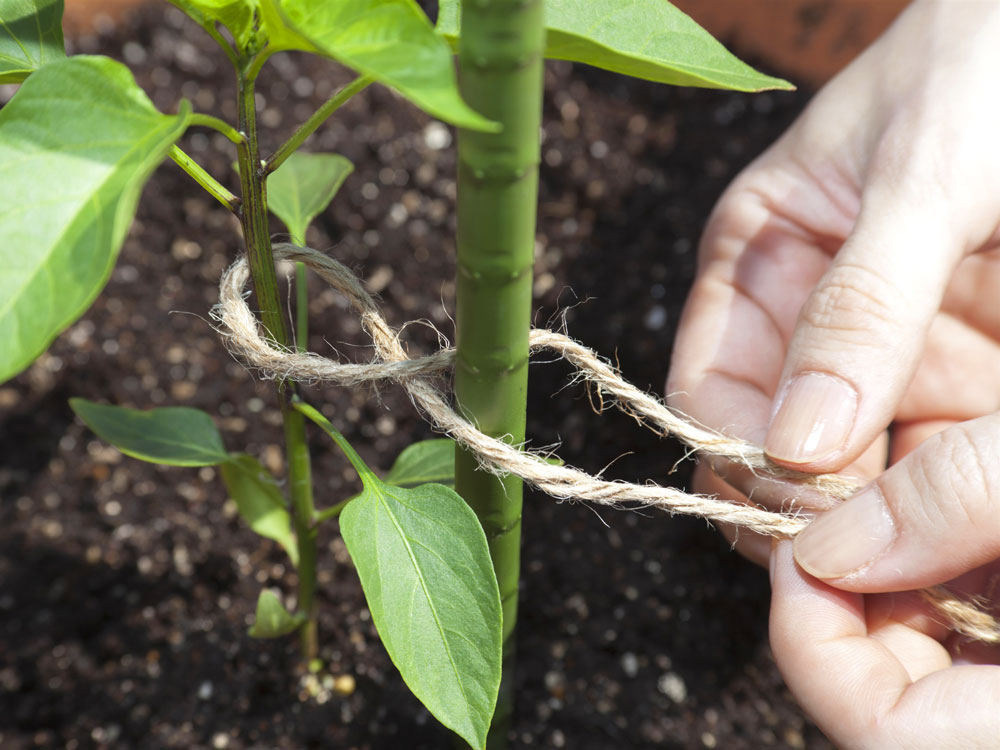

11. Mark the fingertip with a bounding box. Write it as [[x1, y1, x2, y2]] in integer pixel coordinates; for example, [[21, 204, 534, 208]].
[[764, 371, 859, 468]]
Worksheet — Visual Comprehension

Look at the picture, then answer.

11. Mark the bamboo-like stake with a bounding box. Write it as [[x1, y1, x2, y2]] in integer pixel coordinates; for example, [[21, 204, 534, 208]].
[[454, 0, 545, 744]]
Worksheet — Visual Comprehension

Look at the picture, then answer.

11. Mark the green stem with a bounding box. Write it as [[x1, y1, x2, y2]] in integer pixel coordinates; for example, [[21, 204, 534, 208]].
[[189, 113, 244, 145], [235, 62, 319, 661], [169, 146, 241, 212], [454, 0, 545, 745], [289, 227, 308, 351], [314, 496, 351, 525], [264, 75, 373, 175], [295, 260, 309, 351], [204, 23, 239, 68]]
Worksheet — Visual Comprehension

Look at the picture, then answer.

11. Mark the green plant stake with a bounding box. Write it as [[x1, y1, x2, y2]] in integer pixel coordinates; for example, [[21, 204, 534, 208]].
[[440, 0, 790, 743], [452, 1, 545, 745]]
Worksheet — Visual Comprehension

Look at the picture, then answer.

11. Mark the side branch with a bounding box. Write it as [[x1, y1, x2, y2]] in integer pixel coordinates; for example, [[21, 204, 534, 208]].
[[263, 76, 373, 176], [188, 113, 245, 145], [169, 146, 241, 213]]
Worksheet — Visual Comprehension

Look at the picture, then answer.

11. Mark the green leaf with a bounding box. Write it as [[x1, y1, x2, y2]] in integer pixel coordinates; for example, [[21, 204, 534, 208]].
[[0, 0, 65, 83], [219, 454, 299, 565], [267, 151, 353, 245], [383, 438, 456, 487], [70, 399, 228, 467], [169, 0, 259, 54], [437, 0, 792, 92], [0, 56, 191, 383], [249, 589, 306, 638], [296, 401, 501, 749], [259, 0, 497, 132]]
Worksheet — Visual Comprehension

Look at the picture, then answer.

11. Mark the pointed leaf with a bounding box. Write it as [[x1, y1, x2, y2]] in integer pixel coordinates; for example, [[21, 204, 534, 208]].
[[70, 399, 228, 466], [437, 0, 792, 92], [0, 0, 65, 83], [267, 151, 353, 245], [220, 454, 299, 565], [296, 401, 501, 749], [0, 56, 192, 383], [169, 0, 260, 54], [383, 438, 456, 487], [260, 0, 497, 132], [249, 589, 306, 638]]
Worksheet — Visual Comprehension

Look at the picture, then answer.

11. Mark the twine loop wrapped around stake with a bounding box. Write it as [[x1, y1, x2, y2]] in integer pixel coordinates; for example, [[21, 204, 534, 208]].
[[214, 243, 1000, 643]]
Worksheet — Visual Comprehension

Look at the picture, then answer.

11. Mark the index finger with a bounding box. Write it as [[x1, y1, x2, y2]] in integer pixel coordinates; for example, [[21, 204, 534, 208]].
[[666, 184, 829, 484]]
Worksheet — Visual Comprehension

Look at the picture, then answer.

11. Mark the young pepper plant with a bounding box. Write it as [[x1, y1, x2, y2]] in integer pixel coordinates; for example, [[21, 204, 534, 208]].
[[437, 0, 791, 744], [0, 0, 507, 747]]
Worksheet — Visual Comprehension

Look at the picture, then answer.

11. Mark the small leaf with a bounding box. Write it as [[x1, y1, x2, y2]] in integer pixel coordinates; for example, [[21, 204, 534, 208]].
[[0, 56, 191, 383], [267, 151, 353, 245], [249, 589, 305, 638], [169, 0, 259, 54], [260, 0, 497, 132], [437, 0, 792, 92], [70, 399, 228, 466], [383, 438, 456, 487], [219, 454, 299, 565], [0, 0, 65, 83], [296, 401, 501, 749]]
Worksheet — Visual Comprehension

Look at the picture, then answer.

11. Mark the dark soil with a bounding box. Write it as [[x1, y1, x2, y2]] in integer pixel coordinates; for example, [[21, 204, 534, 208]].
[[0, 6, 833, 749]]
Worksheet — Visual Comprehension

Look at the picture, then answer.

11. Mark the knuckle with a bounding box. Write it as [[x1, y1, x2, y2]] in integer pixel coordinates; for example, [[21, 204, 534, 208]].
[[799, 263, 903, 346], [909, 424, 996, 529]]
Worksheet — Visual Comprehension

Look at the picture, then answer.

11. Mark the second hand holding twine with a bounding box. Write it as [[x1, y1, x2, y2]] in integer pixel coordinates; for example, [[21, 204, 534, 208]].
[[214, 243, 1000, 643]]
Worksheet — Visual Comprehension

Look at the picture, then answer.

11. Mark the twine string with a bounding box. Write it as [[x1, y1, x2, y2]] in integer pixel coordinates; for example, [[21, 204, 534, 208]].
[[213, 243, 1000, 644]]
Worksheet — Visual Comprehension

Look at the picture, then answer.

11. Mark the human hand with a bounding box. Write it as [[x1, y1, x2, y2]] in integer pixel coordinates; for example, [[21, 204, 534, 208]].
[[769, 413, 1000, 745], [666, 0, 1000, 565]]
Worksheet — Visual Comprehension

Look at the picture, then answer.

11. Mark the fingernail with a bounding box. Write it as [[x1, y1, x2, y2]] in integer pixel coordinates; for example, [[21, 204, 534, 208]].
[[765, 372, 857, 464], [793, 486, 896, 578]]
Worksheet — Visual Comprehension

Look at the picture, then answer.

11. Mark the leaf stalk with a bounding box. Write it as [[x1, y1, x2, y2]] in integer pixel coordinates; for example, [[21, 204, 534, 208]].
[[189, 112, 245, 145], [264, 75, 373, 176], [168, 145, 240, 213]]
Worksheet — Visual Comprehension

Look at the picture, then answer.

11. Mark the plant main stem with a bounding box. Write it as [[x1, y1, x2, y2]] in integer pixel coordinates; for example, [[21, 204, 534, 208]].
[[235, 64, 318, 661], [454, 1, 545, 745]]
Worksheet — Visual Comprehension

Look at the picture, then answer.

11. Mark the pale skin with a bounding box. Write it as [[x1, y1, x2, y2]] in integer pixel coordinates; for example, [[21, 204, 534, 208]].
[[667, 0, 1000, 746]]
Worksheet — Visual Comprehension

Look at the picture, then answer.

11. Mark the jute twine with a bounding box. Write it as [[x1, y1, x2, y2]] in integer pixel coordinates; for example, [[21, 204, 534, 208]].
[[213, 243, 1000, 644]]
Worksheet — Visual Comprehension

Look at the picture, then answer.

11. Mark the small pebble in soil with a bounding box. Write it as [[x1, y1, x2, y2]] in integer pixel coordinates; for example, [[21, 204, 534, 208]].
[[644, 305, 667, 330], [658, 672, 687, 703], [197, 681, 213, 700], [621, 652, 639, 678], [422, 122, 452, 151], [544, 670, 566, 700], [332, 674, 356, 696]]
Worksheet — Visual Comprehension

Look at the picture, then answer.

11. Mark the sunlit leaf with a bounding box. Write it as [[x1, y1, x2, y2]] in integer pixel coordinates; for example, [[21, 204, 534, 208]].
[[220, 454, 299, 565], [296, 401, 501, 749], [0, 56, 191, 383], [0, 0, 65, 83], [383, 438, 455, 487], [259, 0, 497, 131], [70, 399, 228, 466], [249, 589, 305, 637], [169, 0, 260, 54], [267, 151, 353, 245], [437, 0, 792, 92]]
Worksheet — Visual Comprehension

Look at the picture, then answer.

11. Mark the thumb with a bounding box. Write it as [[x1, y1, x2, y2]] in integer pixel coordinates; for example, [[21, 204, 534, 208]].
[[792, 414, 1000, 590], [764, 186, 965, 471]]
